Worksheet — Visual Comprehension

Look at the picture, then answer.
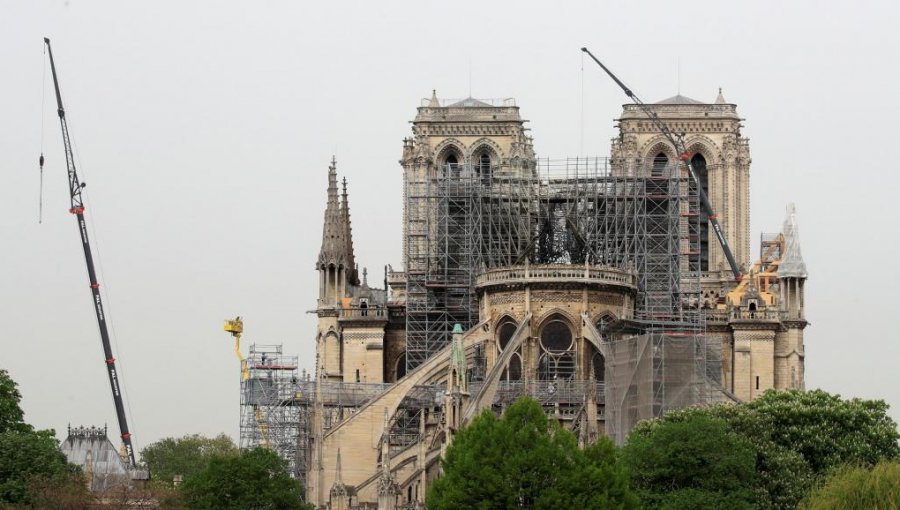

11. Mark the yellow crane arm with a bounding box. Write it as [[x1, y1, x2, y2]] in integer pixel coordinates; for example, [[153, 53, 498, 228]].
[[224, 317, 249, 381]]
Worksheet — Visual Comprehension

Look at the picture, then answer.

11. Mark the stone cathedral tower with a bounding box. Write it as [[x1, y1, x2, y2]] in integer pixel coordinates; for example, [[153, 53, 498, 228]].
[[612, 90, 751, 274]]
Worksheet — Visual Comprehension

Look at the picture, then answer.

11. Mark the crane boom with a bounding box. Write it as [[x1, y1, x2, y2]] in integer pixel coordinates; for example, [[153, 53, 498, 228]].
[[581, 47, 743, 281], [44, 38, 136, 467]]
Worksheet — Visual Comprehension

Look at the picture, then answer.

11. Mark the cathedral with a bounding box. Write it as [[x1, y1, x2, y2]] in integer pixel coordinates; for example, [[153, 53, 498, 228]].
[[244, 90, 809, 509]]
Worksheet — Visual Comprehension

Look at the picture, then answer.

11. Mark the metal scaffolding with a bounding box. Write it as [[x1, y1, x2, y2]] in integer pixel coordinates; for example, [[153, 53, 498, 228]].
[[404, 157, 704, 371], [239, 344, 302, 478], [604, 332, 725, 444]]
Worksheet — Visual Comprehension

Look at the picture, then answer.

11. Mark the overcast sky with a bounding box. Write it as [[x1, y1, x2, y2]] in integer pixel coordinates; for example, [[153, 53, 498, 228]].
[[2, 1, 898, 456]]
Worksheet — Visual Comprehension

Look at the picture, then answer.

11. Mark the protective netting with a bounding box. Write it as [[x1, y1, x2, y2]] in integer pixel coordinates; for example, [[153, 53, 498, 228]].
[[605, 332, 726, 444]]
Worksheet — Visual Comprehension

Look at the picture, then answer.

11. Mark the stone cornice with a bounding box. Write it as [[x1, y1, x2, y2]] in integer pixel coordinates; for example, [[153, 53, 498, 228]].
[[729, 320, 780, 332], [317, 307, 340, 318], [781, 319, 809, 329]]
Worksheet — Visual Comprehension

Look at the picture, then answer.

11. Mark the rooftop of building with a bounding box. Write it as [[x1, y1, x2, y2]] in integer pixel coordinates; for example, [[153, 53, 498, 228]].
[[415, 90, 523, 123]]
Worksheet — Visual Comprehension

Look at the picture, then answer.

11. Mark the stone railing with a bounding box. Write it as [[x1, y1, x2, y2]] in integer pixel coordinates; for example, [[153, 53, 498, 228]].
[[468, 380, 605, 405], [729, 309, 781, 321], [705, 309, 803, 324], [476, 263, 635, 290], [338, 307, 388, 320]]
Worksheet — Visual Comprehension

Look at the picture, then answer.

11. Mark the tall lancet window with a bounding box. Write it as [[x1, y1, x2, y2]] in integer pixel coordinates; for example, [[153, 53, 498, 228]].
[[691, 153, 710, 272], [651, 153, 668, 177]]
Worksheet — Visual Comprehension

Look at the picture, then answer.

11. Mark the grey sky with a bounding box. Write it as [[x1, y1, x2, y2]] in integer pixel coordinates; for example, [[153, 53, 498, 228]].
[[2, 1, 898, 456]]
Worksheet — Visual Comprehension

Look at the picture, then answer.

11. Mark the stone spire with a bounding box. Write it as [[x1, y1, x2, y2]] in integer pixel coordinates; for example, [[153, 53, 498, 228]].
[[715, 87, 727, 104], [429, 89, 440, 107], [341, 177, 359, 286], [317, 157, 357, 281], [778, 203, 808, 278]]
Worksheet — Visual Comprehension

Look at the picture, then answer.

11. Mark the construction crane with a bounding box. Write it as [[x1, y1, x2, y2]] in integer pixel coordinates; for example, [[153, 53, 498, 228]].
[[581, 47, 743, 282], [43, 38, 136, 467]]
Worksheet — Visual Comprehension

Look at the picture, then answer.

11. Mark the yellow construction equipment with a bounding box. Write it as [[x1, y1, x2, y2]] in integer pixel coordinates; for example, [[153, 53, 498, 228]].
[[724, 234, 785, 308], [224, 317, 250, 381], [224, 317, 269, 449]]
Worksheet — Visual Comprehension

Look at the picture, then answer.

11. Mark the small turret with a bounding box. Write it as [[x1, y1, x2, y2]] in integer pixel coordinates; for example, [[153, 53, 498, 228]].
[[777, 203, 807, 319]]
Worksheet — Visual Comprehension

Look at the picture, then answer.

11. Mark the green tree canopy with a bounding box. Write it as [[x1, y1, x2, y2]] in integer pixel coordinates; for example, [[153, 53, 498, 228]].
[[0, 368, 85, 505], [141, 433, 238, 485], [623, 413, 757, 510], [178, 448, 309, 510], [633, 389, 900, 509], [741, 389, 900, 472], [0, 369, 29, 434], [802, 460, 900, 510], [427, 397, 638, 510]]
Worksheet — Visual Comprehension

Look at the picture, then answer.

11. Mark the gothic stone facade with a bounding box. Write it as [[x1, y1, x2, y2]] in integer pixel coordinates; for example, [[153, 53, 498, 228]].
[[306, 92, 808, 509]]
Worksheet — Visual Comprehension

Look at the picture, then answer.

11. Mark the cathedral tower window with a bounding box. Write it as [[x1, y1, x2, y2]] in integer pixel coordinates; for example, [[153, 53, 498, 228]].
[[691, 153, 710, 271], [475, 151, 491, 177], [651, 153, 668, 177]]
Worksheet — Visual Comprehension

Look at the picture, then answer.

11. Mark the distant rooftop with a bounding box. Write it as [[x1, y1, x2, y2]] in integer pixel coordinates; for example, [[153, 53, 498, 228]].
[[654, 89, 729, 105], [655, 94, 705, 105], [420, 92, 517, 108]]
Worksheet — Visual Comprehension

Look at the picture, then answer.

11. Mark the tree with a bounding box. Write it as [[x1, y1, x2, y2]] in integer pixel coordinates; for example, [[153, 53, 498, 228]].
[[633, 389, 900, 510], [623, 414, 757, 509], [537, 437, 639, 510], [0, 368, 86, 506], [0, 369, 29, 434], [741, 390, 900, 473], [178, 448, 310, 510], [141, 433, 238, 486], [427, 397, 638, 510], [802, 460, 900, 510]]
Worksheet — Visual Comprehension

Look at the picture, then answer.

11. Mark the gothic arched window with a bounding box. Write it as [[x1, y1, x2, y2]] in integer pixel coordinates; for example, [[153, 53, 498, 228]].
[[477, 152, 491, 173], [691, 153, 710, 272], [540, 319, 573, 352], [497, 321, 517, 352], [537, 317, 576, 381], [652, 153, 668, 177]]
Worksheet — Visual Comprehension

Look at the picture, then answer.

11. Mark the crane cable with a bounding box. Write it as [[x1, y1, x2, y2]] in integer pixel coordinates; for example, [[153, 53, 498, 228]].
[[39, 42, 46, 224]]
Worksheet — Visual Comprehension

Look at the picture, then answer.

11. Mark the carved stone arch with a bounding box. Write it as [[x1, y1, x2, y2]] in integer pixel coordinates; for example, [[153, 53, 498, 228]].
[[534, 308, 580, 338], [638, 135, 678, 162], [466, 137, 505, 163], [494, 314, 520, 352], [683, 135, 722, 166], [433, 138, 466, 165], [592, 311, 618, 331], [535, 310, 578, 380], [493, 313, 519, 334]]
